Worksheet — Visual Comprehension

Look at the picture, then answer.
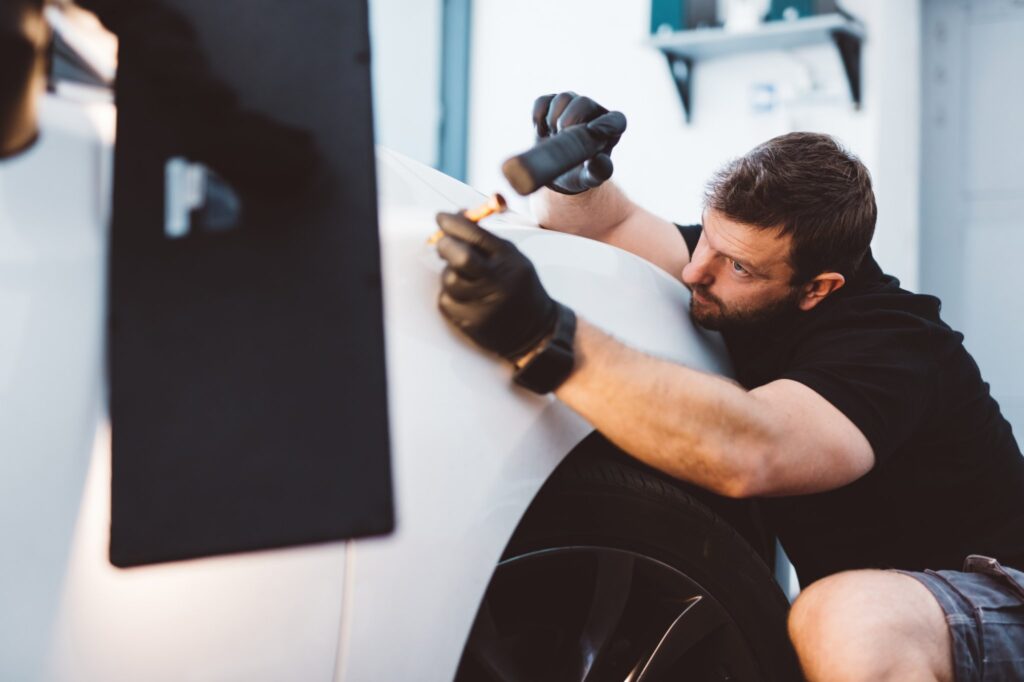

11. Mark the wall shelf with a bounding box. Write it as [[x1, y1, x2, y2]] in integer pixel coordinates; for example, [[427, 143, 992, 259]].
[[650, 13, 865, 122]]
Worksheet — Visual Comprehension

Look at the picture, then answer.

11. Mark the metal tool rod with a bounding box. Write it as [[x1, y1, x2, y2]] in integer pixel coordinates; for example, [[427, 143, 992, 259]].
[[427, 193, 507, 245]]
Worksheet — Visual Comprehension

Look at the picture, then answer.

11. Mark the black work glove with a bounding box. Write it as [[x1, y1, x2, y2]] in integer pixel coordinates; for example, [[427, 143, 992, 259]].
[[532, 92, 627, 195], [435, 211, 560, 360]]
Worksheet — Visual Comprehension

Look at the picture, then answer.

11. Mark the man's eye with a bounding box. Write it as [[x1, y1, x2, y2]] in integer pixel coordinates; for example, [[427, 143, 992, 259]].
[[730, 259, 749, 276]]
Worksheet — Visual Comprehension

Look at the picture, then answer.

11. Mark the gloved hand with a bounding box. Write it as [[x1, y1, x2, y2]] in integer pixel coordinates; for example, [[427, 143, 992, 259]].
[[435, 211, 560, 361], [532, 92, 626, 195]]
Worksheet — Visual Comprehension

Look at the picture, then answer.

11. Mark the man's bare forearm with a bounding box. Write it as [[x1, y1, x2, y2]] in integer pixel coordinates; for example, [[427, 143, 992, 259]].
[[530, 183, 636, 239], [531, 184, 690, 279], [555, 318, 781, 497]]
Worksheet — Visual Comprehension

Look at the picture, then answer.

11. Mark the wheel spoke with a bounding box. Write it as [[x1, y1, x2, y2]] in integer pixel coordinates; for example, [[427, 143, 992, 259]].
[[456, 546, 768, 682], [578, 552, 636, 681], [632, 595, 728, 681], [465, 598, 532, 682]]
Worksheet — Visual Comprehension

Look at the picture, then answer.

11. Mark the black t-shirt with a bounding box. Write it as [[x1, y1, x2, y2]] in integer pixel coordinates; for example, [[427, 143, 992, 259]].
[[678, 224, 1024, 585]]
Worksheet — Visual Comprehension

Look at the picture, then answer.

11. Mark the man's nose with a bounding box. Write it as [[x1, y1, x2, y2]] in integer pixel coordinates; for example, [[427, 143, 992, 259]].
[[682, 252, 714, 287]]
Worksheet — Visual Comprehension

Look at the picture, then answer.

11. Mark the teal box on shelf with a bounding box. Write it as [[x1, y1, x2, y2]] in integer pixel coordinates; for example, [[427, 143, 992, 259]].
[[767, 0, 841, 22], [650, 0, 685, 33], [651, 0, 718, 33]]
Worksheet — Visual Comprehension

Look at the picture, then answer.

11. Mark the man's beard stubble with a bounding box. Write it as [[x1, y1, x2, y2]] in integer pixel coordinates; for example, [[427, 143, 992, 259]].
[[688, 284, 804, 335]]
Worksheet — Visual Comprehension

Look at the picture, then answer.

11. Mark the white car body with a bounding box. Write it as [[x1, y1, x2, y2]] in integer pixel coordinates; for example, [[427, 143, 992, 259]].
[[0, 84, 731, 680]]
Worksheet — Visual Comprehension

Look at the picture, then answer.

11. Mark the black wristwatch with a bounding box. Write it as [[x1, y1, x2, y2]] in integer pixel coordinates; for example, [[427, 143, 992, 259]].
[[512, 303, 577, 394]]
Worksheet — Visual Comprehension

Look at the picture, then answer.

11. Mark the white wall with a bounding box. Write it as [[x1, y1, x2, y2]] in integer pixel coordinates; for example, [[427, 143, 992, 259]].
[[467, 0, 921, 289], [369, 0, 442, 167]]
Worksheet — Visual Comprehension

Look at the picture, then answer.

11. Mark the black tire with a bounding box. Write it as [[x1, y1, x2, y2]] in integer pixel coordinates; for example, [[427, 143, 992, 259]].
[[456, 442, 802, 681]]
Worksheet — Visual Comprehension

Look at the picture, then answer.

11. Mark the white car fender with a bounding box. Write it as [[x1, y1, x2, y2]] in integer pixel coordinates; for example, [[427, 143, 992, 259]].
[[0, 96, 730, 681], [339, 151, 731, 681]]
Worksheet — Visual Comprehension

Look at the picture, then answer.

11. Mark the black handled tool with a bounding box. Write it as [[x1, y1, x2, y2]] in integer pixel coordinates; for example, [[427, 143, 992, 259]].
[[501, 124, 609, 196]]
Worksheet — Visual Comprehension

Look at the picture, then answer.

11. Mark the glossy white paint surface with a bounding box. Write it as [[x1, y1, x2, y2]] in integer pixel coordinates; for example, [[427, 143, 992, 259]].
[[0, 97, 729, 680], [48, 427, 348, 682], [337, 151, 730, 681], [0, 93, 114, 681]]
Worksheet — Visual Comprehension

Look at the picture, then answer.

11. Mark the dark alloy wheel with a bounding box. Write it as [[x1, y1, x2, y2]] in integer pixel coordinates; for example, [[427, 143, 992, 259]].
[[456, 436, 802, 681]]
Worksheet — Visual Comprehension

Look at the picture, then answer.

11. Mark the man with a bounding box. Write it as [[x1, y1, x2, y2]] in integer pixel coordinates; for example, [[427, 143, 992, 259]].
[[433, 92, 1024, 681]]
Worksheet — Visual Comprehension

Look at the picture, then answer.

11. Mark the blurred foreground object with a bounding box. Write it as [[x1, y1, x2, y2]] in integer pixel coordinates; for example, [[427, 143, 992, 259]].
[[78, 0, 319, 195], [104, 0, 392, 567], [0, 0, 48, 158]]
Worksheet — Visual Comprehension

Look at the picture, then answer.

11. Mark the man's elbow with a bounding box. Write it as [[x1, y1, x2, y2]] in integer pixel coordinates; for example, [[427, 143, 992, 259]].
[[716, 473, 766, 499], [713, 446, 778, 499], [717, 442, 875, 499]]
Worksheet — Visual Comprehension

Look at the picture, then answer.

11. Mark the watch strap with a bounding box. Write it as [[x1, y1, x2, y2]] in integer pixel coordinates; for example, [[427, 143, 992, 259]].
[[512, 303, 577, 394]]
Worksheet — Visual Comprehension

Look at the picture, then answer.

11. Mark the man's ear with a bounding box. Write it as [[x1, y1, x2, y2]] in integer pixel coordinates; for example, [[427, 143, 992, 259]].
[[798, 272, 845, 311]]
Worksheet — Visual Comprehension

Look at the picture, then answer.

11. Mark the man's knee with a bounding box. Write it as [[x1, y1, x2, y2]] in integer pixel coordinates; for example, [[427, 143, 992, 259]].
[[788, 570, 952, 682]]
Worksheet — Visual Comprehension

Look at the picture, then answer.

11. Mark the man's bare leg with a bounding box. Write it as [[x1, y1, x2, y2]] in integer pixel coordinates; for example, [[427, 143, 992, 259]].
[[788, 569, 954, 682]]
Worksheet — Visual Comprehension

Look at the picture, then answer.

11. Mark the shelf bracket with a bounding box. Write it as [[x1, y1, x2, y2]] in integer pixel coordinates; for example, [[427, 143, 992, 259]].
[[665, 53, 694, 123], [831, 29, 862, 109], [652, 14, 865, 123]]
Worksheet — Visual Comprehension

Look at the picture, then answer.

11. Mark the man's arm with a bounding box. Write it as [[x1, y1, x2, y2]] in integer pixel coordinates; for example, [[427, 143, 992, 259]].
[[433, 213, 874, 498], [531, 183, 691, 280], [554, 318, 875, 498]]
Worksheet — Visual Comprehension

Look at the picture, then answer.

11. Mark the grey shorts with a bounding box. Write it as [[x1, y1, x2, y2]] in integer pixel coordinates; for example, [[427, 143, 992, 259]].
[[897, 555, 1024, 682]]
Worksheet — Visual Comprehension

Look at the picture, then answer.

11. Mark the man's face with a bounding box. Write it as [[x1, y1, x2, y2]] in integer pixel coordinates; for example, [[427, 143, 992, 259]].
[[681, 208, 804, 333]]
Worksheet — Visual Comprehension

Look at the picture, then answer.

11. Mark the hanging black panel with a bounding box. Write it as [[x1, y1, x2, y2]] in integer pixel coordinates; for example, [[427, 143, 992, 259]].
[[107, 0, 393, 567]]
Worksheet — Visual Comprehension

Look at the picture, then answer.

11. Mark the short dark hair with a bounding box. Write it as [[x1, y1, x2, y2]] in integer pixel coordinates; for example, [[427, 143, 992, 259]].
[[704, 132, 877, 283]]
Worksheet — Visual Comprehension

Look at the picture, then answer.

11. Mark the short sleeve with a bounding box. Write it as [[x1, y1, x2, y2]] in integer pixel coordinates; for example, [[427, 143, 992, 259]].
[[675, 224, 702, 258], [781, 313, 940, 465]]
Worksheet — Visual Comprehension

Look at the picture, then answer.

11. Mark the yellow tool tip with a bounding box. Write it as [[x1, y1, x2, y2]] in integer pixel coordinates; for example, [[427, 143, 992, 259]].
[[427, 193, 508, 245]]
